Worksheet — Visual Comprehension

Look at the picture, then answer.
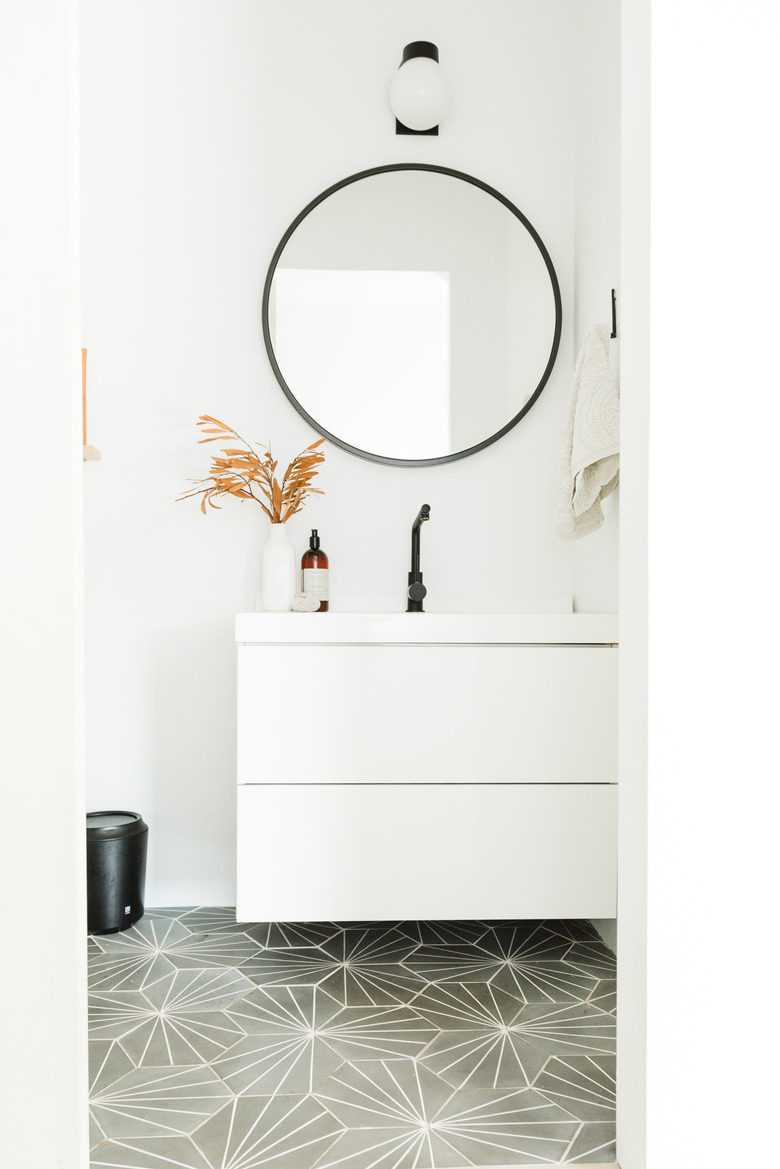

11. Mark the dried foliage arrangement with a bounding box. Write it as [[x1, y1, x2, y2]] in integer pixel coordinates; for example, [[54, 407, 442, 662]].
[[178, 415, 325, 523]]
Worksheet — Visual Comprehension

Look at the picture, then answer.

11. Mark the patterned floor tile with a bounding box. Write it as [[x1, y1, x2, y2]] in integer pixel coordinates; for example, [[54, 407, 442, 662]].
[[87, 914, 617, 1168], [512, 1003, 616, 1056], [397, 920, 491, 946], [90, 1112, 106, 1152], [141, 908, 194, 919], [89, 991, 156, 1044], [96, 917, 194, 954], [192, 1094, 343, 1169], [214, 986, 345, 1095], [316, 1003, 438, 1062], [225, 982, 343, 1035], [313, 1058, 455, 1133], [331, 921, 402, 930], [314, 1062, 581, 1167], [564, 1121, 617, 1163], [420, 1028, 548, 1092], [561, 941, 617, 979], [589, 978, 617, 1014], [89, 949, 178, 994], [242, 927, 424, 1006], [238, 946, 349, 997], [175, 907, 257, 935], [246, 921, 341, 948], [119, 999, 246, 1068], [317, 928, 425, 1005], [545, 920, 603, 944], [410, 981, 525, 1031], [90, 974, 251, 1066], [479, 925, 599, 1004], [90, 1135, 213, 1167], [533, 1054, 616, 1121], [144, 967, 255, 1013], [90, 918, 193, 992], [90, 1065, 233, 1139], [403, 943, 503, 984], [89, 1040, 136, 1096], [163, 931, 263, 970], [433, 1087, 580, 1165], [312, 1124, 471, 1168], [212, 1031, 344, 1097]]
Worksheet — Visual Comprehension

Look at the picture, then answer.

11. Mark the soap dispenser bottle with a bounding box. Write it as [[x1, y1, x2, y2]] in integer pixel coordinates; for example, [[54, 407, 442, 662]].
[[301, 529, 329, 611]]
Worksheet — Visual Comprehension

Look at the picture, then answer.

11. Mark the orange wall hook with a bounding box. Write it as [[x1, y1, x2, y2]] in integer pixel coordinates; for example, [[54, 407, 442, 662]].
[[82, 347, 101, 461]]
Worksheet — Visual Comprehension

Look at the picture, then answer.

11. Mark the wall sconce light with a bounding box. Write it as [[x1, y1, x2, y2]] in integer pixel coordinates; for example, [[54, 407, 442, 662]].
[[389, 41, 449, 136]]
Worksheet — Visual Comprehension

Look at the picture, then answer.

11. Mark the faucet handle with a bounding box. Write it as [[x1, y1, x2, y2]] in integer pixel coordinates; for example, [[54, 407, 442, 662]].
[[407, 580, 427, 603]]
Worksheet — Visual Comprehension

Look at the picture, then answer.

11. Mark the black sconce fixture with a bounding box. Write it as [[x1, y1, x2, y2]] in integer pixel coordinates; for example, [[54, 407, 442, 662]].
[[389, 41, 449, 136]]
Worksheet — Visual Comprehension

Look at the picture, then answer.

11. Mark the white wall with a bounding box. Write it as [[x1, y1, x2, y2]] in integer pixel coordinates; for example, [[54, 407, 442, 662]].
[[573, 0, 621, 612], [617, 3, 780, 1168], [616, 0, 650, 1163], [641, 3, 779, 1165], [81, 0, 619, 906], [0, 2, 88, 1164]]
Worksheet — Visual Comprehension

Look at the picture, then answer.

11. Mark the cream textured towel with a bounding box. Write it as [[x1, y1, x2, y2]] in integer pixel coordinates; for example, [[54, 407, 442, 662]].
[[556, 323, 620, 540]]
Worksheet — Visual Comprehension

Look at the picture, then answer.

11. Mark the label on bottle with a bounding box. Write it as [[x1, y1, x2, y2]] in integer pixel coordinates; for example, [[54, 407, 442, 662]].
[[303, 567, 329, 601]]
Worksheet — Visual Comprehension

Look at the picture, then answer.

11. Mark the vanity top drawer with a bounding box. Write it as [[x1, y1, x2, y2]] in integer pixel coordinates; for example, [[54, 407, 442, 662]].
[[237, 643, 617, 786]]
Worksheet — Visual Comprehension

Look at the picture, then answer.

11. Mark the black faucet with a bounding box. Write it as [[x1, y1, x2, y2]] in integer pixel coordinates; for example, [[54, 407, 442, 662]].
[[407, 504, 430, 612]]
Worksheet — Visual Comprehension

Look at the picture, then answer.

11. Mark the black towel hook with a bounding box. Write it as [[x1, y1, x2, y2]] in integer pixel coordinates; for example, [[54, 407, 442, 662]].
[[610, 289, 617, 339]]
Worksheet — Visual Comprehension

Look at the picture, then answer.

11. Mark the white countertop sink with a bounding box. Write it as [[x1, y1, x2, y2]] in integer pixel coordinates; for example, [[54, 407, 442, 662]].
[[235, 611, 618, 645]]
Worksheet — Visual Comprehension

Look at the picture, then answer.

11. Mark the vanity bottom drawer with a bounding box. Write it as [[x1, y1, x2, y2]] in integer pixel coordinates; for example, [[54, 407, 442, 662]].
[[237, 784, 616, 922]]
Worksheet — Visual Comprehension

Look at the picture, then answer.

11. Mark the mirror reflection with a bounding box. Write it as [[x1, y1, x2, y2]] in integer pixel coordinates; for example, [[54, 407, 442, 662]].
[[263, 166, 561, 466]]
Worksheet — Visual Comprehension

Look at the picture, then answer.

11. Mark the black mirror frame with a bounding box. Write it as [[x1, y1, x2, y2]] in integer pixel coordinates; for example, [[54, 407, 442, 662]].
[[261, 163, 562, 468]]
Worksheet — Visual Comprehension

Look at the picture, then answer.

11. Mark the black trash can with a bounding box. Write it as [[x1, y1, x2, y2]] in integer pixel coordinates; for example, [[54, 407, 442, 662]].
[[86, 811, 148, 934]]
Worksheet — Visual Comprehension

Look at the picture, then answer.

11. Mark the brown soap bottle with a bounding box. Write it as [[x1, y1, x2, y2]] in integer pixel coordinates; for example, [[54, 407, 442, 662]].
[[301, 529, 329, 611]]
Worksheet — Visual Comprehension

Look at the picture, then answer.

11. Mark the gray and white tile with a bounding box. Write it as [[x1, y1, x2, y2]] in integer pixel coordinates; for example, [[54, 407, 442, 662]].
[[480, 924, 599, 1004], [87, 912, 617, 1168], [397, 920, 492, 947], [564, 1122, 618, 1164], [512, 1002, 617, 1056], [90, 1065, 232, 1139], [242, 927, 424, 1006], [533, 1054, 616, 1122], [588, 978, 617, 1014], [246, 921, 341, 949], [313, 1058, 458, 1167], [192, 1094, 343, 1169], [174, 906, 258, 936], [402, 943, 503, 985], [316, 1002, 438, 1062], [433, 1086, 581, 1165], [215, 985, 345, 1096], [89, 917, 193, 991], [561, 941, 617, 980], [90, 1135, 214, 1168]]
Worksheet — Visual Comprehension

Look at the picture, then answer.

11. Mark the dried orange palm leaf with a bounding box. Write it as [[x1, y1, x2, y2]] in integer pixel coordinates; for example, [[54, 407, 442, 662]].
[[180, 416, 325, 521]]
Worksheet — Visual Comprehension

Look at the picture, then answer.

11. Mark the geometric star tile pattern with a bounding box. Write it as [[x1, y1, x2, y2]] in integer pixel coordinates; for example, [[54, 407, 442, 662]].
[[533, 1054, 616, 1122], [88, 909, 617, 1167]]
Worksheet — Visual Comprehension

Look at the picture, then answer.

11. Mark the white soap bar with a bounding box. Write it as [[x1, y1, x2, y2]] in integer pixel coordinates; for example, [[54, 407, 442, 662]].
[[290, 592, 320, 613]]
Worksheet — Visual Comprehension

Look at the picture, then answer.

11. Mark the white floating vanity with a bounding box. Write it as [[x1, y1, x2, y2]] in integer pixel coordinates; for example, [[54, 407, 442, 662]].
[[235, 612, 618, 922]]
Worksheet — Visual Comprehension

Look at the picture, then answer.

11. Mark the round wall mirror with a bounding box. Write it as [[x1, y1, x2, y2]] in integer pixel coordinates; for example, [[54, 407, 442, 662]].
[[262, 164, 562, 467]]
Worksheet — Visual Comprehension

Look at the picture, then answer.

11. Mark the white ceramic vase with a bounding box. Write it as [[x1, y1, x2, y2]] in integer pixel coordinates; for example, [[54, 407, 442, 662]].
[[261, 523, 296, 611]]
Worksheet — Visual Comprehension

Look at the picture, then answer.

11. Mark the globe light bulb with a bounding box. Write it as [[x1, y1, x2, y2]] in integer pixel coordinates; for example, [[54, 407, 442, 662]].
[[389, 46, 449, 133]]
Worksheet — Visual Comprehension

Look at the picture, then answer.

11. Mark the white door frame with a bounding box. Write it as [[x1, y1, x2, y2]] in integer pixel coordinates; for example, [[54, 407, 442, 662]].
[[0, 1, 88, 1165]]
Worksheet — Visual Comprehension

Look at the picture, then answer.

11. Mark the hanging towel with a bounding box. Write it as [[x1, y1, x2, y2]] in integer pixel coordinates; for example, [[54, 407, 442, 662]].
[[556, 323, 620, 540]]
